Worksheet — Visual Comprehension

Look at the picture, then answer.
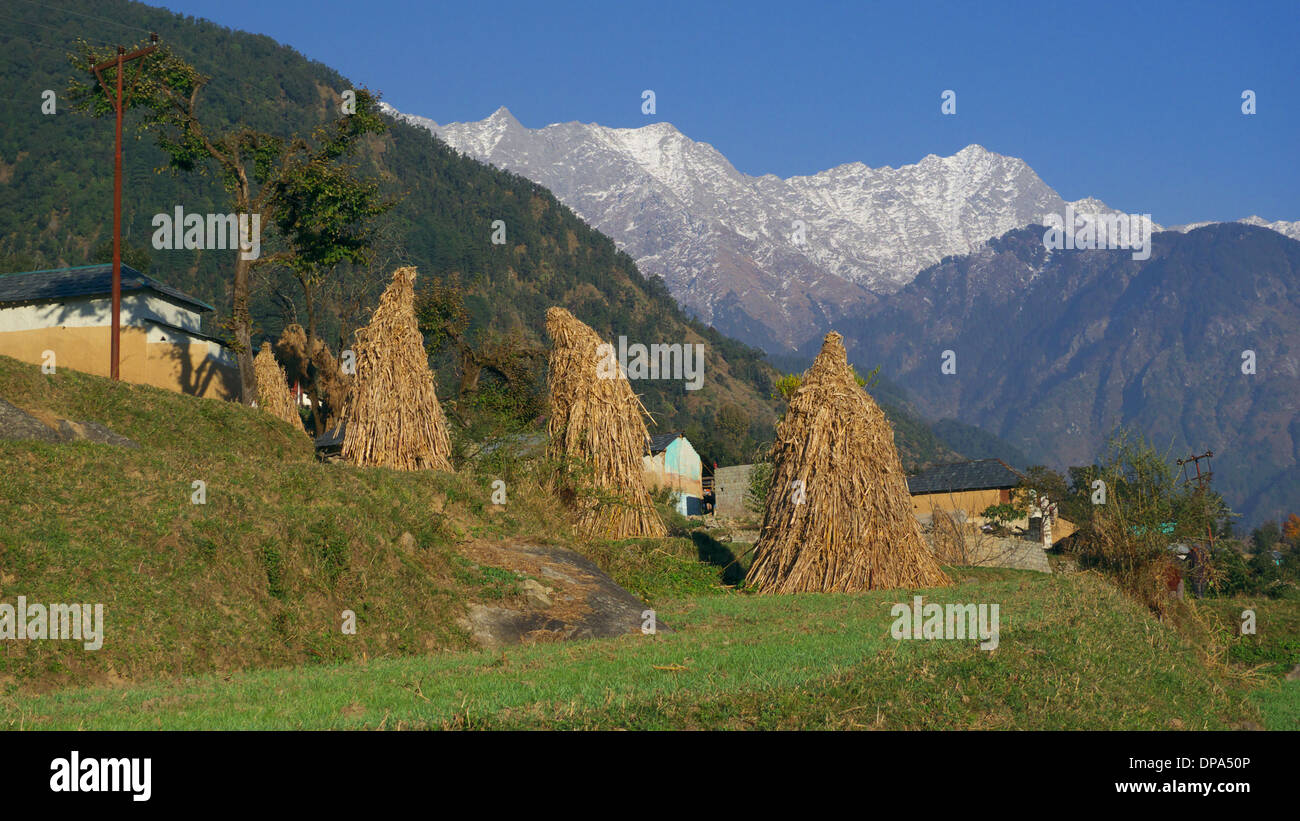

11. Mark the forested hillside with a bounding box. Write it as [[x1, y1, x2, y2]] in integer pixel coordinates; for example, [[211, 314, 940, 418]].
[[0, 0, 971, 469], [832, 223, 1300, 526]]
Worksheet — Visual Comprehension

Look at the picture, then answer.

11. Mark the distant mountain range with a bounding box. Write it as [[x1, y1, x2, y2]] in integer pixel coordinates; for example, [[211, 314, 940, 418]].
[[385, 104, 1297, 356], [1170, 216, 1300, 241], [2, 3, 1292, 522], [833, 222, 1300, 527], [0, 0, 986, 472], [388, 105, 1299, 525]]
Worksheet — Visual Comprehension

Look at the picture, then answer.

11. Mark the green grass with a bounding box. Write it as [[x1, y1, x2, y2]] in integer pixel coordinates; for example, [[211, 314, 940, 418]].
[[1198, 590, 1300, 729], [450, 556, 525, 600], [3, 568, 1274, 730], [0, 356, 579, 691], [575, 533, 748, 601], [1249, 681, 1300, 730], [2, 355, 1295, 730], [1200, 590, 1300, 676]]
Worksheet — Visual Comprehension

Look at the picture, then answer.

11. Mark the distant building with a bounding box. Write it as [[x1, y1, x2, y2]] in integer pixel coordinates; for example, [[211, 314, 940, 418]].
[[907, 459, 1024, 523], [0, 264, 238, 400], [712, 463, 755, 518], [644, 432, 703, 515], [907, 458, 1076, 542]]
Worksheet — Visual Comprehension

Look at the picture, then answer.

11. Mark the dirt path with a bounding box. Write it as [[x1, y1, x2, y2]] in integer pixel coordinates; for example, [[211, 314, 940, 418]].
[[458, 540, 664, 648]]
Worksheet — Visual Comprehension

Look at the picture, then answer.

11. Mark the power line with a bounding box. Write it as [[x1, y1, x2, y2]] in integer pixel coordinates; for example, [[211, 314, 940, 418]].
[[1, 14, 356, 118], [0, 11, 84, 39], [10, 0, 152, 36], [0, 29, 74, 54]]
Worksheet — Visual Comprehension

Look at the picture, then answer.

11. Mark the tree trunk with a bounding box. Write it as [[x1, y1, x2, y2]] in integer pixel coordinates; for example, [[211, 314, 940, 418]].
[[302, 277, 325, 435], [232, 254, 257, 405], [457, 343, 481, 397]]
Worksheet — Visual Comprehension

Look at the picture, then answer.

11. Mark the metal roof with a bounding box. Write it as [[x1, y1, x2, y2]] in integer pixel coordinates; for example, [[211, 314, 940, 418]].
[[907, 458, 1024, 495], [0, 264, 215, 312], [141, 317, 231, 347], [315, 423, 346, 451], [647, 431, 683, 453]]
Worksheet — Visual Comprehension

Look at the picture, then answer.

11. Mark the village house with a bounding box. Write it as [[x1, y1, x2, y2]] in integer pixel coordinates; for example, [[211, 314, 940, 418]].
[[907, 458, 1076, 543], [0, 264, 239, 400], [908, 458, 1024, 522], [643, 431, 704, 515]]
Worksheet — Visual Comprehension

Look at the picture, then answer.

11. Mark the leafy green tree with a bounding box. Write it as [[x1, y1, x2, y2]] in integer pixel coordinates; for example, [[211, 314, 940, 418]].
[[745, 460, 773, 517], [415, 279, 544, 431], [90, 240, 153, 273], [1252, 520, 1282, 554], [980, 500, 1027, 532], [1069, 428, 1233, 609], [772, 363, 879, 401], [68, 40, 387, 403], [270, 110, 391, 428]]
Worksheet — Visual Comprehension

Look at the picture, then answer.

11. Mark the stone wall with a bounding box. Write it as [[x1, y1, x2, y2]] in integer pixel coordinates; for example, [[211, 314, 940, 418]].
[[714, 463, 755, 518]]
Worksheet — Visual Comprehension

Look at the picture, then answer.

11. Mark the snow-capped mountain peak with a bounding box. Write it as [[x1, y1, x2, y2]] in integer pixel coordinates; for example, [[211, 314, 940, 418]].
[[381, 102, 1292, 349]]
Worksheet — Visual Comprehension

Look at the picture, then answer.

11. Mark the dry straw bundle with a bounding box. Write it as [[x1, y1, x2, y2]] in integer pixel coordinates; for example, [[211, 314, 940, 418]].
[[545, 307, 665, 538], [277, 324, 352, 430], [340, 266, 452, 471], [746, 332, 951, 593], [253, 341, 303, 430]]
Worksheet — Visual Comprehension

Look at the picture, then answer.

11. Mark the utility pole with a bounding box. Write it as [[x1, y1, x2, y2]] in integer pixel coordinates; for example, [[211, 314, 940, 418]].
[[1173, 449, 1217, 599], [1177, 449, 1217, 567], [90, 33, 158, 380]]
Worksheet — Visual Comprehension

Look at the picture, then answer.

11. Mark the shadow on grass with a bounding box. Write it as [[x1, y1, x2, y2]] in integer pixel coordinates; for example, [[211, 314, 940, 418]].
[[690, 531, 748, 586]]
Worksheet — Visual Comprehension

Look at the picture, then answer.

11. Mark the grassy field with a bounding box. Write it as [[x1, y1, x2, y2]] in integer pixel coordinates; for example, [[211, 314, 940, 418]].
[[7, 566, 1293, 730], [0, 356, 575, 691], [1, 356, 1296, 729]]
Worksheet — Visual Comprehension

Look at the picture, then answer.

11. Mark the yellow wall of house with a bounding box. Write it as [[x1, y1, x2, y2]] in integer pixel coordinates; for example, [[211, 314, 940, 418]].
[[913, 488, 1005, 520], [0, 325, 239, 401], [912, 487, 1078, 540]]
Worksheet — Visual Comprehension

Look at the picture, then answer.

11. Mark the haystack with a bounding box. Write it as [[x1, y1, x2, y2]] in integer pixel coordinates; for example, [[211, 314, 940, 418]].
[[745, 332, 950, 593], [253, 341, 302, 430], [277, 323, 352, 430], [340, 266, 452, 471], [545, 307, 665, 538]]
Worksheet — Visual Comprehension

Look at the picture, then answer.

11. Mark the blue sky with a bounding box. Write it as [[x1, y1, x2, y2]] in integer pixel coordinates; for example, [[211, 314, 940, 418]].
[[154, 0, 1298, 225]]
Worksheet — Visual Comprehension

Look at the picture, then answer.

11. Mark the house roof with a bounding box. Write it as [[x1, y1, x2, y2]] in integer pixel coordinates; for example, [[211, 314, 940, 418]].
[[907, 458, 1024, 495], [141, 317, 231, 347], [647, 431, 683, 453], [0, 264, 215, 312]]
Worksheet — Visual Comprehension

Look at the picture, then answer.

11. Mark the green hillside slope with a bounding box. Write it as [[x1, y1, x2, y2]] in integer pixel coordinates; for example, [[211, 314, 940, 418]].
[[0, 0, 980, 467], [3, 355, 1295, 730]]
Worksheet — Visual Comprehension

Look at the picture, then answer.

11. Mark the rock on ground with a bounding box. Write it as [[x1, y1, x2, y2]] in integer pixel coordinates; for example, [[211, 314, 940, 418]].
[[57, 419, 139, 448], [0, 398, 138, 448], [458, 541, 666, 649], [0, 399, 62, 443]]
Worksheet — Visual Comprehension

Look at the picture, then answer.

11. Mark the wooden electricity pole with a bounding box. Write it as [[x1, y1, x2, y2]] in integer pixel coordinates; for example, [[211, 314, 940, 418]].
[[89, 33, 158, 380], [1177, 449, 1217, 549]]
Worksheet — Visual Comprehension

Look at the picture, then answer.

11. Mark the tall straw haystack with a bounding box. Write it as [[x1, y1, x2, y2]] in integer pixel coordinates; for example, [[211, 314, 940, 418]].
[[277, 323, 352, 430], [745, 332, 950, 593], [340, 266, 452, 471], [253, 341, 303, 430], [545, 307, 665, 539]]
